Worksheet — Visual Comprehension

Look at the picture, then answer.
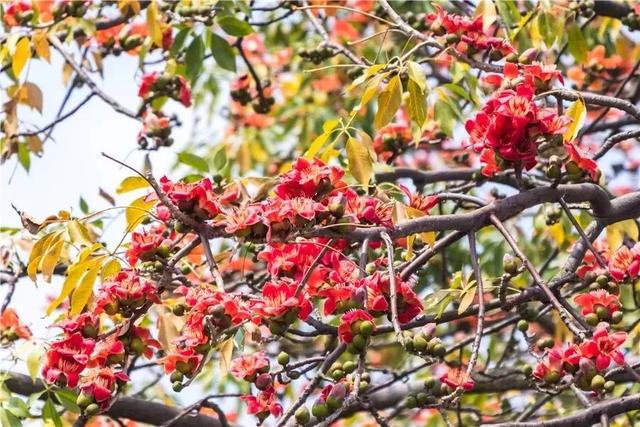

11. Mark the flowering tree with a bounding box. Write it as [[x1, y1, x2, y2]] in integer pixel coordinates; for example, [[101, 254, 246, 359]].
[[2, 0, 640, 426]]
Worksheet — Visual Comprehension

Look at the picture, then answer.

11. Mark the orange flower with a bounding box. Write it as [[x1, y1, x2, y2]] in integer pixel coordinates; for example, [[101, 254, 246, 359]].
[[0, 308, 31, 341]]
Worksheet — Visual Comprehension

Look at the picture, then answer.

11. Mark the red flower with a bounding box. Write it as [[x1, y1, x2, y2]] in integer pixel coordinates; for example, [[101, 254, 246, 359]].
[[54, 313, 98, 338], [90, 337, 125, 367], [176, 75, 192, 107], [43, 332, 95, 388], [224, 205, 262, 235], [79, 367, 129, 405], [580, 323, 627, 371], [231, 352, 270, 381], [279, 197, 326, 223], [252, 280, 312, 321], [95, 270, 159, 315], [273, 158, 345, 199], [338, 309, 375, 344], [158, 349, 202, 375], [564, 141, 599, 181], [138, 72, 159, 99], [574, 290, 619, 316], [3, 1, 32, 27], [608, 244, 640, 282], [125, 226, 170, 266], [0, 308, 31, 340], [440, 367, 474, 391], [242, 388, 282, 419]]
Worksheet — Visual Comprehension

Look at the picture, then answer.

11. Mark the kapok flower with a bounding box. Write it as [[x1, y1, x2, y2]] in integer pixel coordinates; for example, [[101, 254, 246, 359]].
[[42, 332, 95, 388], [231, 352, 270, 381], [158, 349, 202, 375], [242, 388, 282, 421], [0, 308, 31, 341], [95, 270, 159, 315], [440, 367, 474, 391], [79, 367, 129, 406], [252, 280, 312, 322], [338, 309, 375, 344], [3, 1, 32, 27], [579, 323, 627, 371], [564, 142, 599, 181], [574, 290, 620, 317], [608, 243, 640, 282], [54, 313, 98, 338], [273, 158, 345, 199]]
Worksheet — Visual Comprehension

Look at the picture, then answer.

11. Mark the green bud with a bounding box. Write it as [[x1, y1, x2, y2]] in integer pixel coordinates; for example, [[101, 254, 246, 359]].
[[424, 376, 436, 390], [543, 370, 561, 384], [416, 392, 429, 406], [170, 371, 184, 383], [359, 320, 374, 337], [590, 374, 606, 390], [84, 403, 100, 416], [343, 361, 356, 374], [311, 402, 329, 419], [523, 364, 533, 376], [331, 369, 344, 381], [277, 351, 290, 366], [595, 305, 610, 321], [76, 393, 94, 409], [172, 304, 186, 316], [432, 343, 446, 358], [517, 319, 529, 332], [295, 406, 311, 425], [405, 395, 418, 408], [413, 335, 428, 352], [585, 312, 599, 326], [611, 311, 624, 324], [352, 334, 366, 351], [172, 381, 184, 392], [604, 380, 616, 393]]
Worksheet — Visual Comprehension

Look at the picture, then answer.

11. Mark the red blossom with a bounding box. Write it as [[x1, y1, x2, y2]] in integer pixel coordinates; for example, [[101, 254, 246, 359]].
[[231, 352, 270, 381], [79, 367, 129, 405], [608, 243, 640, 282], [338, 309, 375, 344], [0, 308, 31, 340], [252, 280, 312, 321], [564, 141, 599, 181], [43, 332, 95, 388], [440, 367, 474, 391], [241, 388, 282, 419], [95, 270, 159, 314], [579, 323, 627, 371], [573, 290, 619, 316], [273, 158, 345, 199]]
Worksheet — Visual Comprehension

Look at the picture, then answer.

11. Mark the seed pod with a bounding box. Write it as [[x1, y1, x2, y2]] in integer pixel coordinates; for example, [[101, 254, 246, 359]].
[[295, 406, 310, 425], [277, 351, 290, 366]]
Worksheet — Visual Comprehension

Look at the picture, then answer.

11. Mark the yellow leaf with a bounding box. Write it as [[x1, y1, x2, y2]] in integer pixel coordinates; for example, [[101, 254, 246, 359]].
[[12, 37, 31, 77], [125, 196, 155, 230], [67, 220, 94, 247], [563, 99, 586, 142], [62, 62, 73, 86], [358, 73, 383, 110], [32, 30, 50, 63], [70, 260, 104, 315], [39, 237, 64, 282], [374, 74, 403, 129], [548, 222, 565, 245], [304, 131, 332, 159], [101, 258, 121, 280], [475, 0, 497, 32], [147, 0, 163, 47], [157, 311, 183, 351], [407, 80, 427, 128], [346, 137, 373, 185], [607, 220, 639, 253], [15, 82, 43, 113], [46, 259, 94, 315], [116, 176, 150, 194], [458, 285, 477, 315], [219, 337, 234, 377]]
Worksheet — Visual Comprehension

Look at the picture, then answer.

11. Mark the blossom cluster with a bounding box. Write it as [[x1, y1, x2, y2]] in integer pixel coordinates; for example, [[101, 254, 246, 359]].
[[42, 273, 161, 415]]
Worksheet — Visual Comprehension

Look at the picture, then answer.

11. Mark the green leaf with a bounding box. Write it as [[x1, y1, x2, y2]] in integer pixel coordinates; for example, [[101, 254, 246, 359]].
[[212, 146, 228, 171], [42, 398, 61, 427], [116, 176, 150, 194], [178, 152, 209, 173], [217, 16, 254, 37], [407, 80, 427, 129], [54, 390, 80, 414], [79, 197, 89, 214], [346, 137, 373, 185], [567, 23, 587, 64], [17, 143, 30, 172], [210, 32, 236, 72], [374, 74, 402, 129], [185, 35, 205, 83], [171, 27, 192, 57]]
